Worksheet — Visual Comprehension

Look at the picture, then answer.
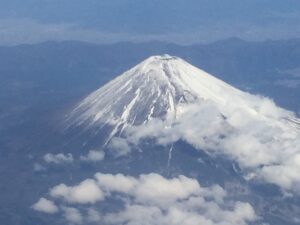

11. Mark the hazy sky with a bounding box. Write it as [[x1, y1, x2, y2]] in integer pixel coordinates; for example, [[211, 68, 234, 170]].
[[1, 0, 300, 45]]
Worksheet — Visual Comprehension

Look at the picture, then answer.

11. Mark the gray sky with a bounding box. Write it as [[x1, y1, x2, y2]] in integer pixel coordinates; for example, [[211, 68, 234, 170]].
[[0, 0, 300, 45]]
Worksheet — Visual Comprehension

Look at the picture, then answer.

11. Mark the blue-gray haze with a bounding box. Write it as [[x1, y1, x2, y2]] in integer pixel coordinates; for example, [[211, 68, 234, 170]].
[[0, 0, 300, 45]]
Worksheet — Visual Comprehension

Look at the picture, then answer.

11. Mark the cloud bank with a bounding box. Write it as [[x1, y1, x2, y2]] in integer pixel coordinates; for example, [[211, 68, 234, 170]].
[[125, 96, 300, 194], [33, 173, 257, 225]]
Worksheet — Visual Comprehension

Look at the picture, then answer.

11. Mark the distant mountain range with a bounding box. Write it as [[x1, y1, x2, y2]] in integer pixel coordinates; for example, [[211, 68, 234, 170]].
[[1, 38, 300, 114]]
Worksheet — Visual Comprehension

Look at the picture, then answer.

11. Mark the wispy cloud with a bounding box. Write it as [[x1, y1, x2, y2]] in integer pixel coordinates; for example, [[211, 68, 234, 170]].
[[108, 137, 131, 157], [80, 150, 105, 162], [44, 153, 74, 164]]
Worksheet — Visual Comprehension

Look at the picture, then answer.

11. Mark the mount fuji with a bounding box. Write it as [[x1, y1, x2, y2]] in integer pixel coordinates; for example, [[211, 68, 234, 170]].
[[68, 55, 300, 145]]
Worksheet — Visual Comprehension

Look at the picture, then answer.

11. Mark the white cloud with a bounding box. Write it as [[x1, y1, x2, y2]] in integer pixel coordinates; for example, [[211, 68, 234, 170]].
[[133, 174, 202, 206], [80, 150, 105, 162], [32, 198, 58, 214], [63, 207, 83, 224], [108, 137, 131, 157], [44, 153, 74, 164], [259, 154, 300, 193], [95, 173, 137, 194], [50, 179, 104, 204], [125, 97, 300, 194], [36, 173, 257, 225]]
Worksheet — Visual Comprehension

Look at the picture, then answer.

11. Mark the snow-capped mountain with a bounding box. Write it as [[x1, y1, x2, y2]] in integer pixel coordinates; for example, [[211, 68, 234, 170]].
[[68, 54, 299, 142], [70, 54, 246, 124]]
